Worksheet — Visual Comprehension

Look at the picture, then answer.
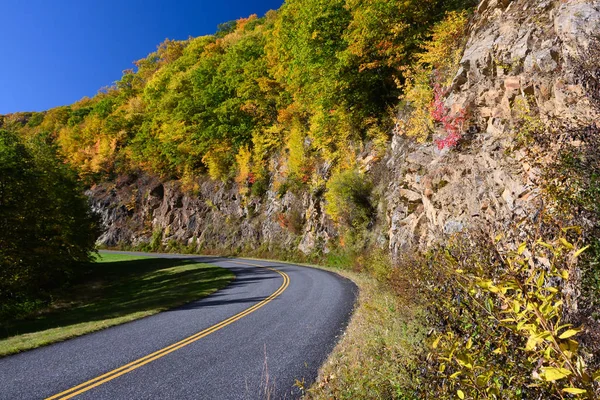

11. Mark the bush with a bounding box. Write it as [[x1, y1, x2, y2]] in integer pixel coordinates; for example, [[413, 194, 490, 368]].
[[325, 169, 374, 229], [395, 228, 600, 399], [398, 11, 471, 147]]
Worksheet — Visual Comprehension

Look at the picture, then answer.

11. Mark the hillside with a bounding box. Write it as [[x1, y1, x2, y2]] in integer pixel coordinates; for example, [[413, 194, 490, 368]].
[[2, 0, 600, 397]]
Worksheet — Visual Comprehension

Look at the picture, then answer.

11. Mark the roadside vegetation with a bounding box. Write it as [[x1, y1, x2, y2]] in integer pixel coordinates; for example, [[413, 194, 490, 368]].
[[0, 253, 233, 357], [302, 228, 600, 399], [0, 129, 100, 320], [235, 223, 599, 398], [303, 269, 426, 399]]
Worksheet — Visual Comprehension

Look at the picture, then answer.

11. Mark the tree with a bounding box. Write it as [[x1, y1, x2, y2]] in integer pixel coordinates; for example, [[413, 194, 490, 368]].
[[0, 130, 100, 317]]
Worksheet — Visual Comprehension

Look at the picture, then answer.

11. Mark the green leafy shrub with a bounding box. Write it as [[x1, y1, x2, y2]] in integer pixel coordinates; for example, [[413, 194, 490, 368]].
[[324, 169, 374, 230], [405, 228, 600, 399], [150, 229, 164, 252]]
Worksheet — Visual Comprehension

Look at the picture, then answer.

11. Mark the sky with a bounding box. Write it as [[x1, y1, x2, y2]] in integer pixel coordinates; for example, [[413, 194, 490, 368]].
[[0, 0, 283, 114]]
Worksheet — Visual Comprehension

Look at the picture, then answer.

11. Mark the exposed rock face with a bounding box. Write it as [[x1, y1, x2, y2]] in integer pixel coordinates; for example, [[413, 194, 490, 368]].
[[90, 0, 600, 258], [89, 173, 336, 253], [384, 0, 600, 258]]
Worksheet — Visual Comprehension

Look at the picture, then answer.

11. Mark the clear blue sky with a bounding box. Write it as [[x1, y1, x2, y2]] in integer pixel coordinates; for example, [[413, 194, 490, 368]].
[[0, 0, 283, 114]]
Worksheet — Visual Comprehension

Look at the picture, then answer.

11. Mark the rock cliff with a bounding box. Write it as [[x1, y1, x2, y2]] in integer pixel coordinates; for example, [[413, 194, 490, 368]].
[[90, 0, 600, 258], [385, 0, 600, 257]]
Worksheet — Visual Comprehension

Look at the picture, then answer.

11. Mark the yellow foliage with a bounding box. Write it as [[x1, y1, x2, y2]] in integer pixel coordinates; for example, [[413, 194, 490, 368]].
[[286, 120, 306, 177], [54, 112, 120, 175], [156, 39, 186, 65], [252, 125, 283, 161], [337, 145, 359, 172], [39, 106, 70, 133], [187, 34, 215, 53], [324, 168, 373, 228], [56, 125, 78, 161], [121, 96, 145, 116], [236, 14, 258, 31], [430, 234, 599, 398], [158, 120, 187, 144], [401, 66, 435, 141], [57, 123, 100, 175], [89, 136, 115, 173], [180, 165, 200, 193], [246, 125, 283, 186], [202, 141, 233, 181], [511, 95, 544, 145], [399, 11, 470, 140], [81, 114, 103, 142], [308, 107, 354, 164], [418, 11, 470, 87], [71, 96, 94, 109], [364, 117, 389, 157], [235, 146, 252, 190]]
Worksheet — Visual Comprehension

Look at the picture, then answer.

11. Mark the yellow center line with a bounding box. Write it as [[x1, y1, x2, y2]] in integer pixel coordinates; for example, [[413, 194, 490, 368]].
[[45, 261, 289, 400]]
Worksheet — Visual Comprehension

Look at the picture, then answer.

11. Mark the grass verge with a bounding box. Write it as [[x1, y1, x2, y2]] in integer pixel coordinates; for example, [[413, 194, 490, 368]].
[[238, 255, 427, 399], [302, 269, 426, 399], [0, 252, 234, 357]]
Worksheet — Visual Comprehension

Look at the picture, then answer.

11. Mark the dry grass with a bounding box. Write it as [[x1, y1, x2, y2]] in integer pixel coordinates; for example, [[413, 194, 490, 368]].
[[237, 253, 427, 399], [305, 270, 426, 399]]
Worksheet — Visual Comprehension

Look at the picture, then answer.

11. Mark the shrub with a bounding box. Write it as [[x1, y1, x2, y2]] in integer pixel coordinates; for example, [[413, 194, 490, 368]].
[[202, 142, 235, 181], [511, 96, 545, 146], [150, 229, 163, 252], [431, 79, 467, 150], [286, 119, 310, 180], [324, 169, 374, 229], [250, 169, 270, 197], [399, 11, 470, 147], [537, 121, 600, 372], [276, 209, 304, 235], [235, 146, 252, 195], [399, 66, 435, 142], [413, 229, 600, 399]]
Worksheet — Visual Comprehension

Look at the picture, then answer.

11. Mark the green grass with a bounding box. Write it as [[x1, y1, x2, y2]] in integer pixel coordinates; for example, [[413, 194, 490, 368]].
[[0, 252, 234, 357]]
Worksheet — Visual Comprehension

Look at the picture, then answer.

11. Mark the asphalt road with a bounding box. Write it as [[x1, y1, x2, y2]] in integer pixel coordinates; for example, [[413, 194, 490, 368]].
[[0, 252, 357, 400]]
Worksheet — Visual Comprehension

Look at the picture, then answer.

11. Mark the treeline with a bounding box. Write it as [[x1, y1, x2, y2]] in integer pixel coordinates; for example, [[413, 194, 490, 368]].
[[2, 0, 476, 192], [0, 130, 99, 318]]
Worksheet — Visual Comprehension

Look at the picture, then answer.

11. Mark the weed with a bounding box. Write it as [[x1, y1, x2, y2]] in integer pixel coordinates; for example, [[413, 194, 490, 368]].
[[307, 270, 426, 400]]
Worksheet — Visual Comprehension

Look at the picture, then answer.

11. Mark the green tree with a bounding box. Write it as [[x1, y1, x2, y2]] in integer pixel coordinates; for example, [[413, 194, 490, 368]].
[[0, 130, 100, 317]]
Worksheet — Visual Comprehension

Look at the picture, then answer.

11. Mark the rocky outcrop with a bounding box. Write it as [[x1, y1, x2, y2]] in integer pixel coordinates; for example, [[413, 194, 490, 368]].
[[89, 173, 336, 253], [384, 0, 600, 258], [90, 0, 600, 259]]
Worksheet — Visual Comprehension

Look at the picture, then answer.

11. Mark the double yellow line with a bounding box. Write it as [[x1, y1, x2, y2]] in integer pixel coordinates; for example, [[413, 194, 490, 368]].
[[46, 261, 289, 400]]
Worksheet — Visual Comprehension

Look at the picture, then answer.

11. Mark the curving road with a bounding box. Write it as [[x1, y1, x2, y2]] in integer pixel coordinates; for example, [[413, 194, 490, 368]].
[[0, 252, 357, 400]]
